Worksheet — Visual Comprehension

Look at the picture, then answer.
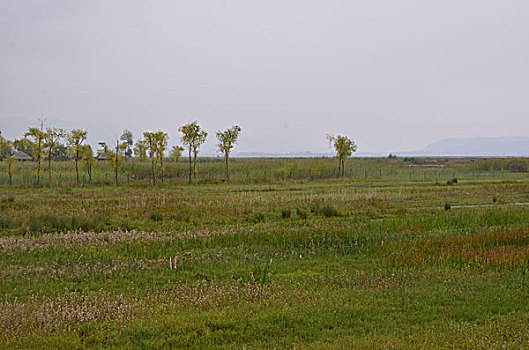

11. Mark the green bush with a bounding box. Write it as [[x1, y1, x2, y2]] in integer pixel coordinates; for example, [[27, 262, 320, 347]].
[[317, 204, 340, 217], [251, 212, 265, 223], [281, 209, 291, 219], [508, 161, 528, 173], [0, 216, 15, 229], [296, 208, 307, 219], [150, 212, 164, 222], [447, 178, 458, 185], [1, 196, 15, 204]]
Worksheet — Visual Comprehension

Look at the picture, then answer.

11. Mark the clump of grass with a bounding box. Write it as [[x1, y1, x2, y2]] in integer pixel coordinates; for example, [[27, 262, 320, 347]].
[[281, 208, 291, 219], [150, 212, 163, 222], [508, 161, 528, 172], [447, 178, 458, 185], [444, 202, 451, 211], [71, 215, 109, 231], [28, 214, 73, 233], [0, 216, 15, 229], [251, 212, 265, 223], [1, 196, 15, 204], [251, 261, 273, 285], [174, 213, 190, 222], [26, 213, 110, 234], [296, 208, 307, 219], [198, 179, 221, 185], [318, 204, 341, 217], [310, 203, 340, 217]]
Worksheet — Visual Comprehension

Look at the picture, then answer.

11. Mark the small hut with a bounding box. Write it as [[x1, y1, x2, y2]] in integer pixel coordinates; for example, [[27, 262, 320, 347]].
[[96, 151, 109, 161], [13, 150, 32, 161]]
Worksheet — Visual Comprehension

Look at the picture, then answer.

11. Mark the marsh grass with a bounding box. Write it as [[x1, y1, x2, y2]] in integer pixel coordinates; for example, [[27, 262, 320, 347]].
[[280, 208, 291, 219], [150, 212, 163, 222], [2, 158, 529, 348]]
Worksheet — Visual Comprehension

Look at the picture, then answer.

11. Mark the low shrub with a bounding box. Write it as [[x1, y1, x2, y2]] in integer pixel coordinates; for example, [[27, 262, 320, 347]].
[[1, 196, 15, 204], [318, 204, 340, 217], [281, 209, 291, 219], [251, 212, 265, 223], [508, 161, 528, 173], [150, 212, 164, 222], [174, 213, 190, 222], [0, 216, 15, 229], [296, 208, 307, 219]]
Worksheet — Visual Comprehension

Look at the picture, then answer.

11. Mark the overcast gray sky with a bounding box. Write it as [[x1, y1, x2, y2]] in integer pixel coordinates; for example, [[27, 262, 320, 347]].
[[1, 1, 528, 154]]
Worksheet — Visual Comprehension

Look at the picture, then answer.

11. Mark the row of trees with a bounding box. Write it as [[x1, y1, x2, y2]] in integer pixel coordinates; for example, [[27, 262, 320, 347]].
[[0, 127, 90, 185], [1, 124, 357, 186], [0, 121, 245, 185]]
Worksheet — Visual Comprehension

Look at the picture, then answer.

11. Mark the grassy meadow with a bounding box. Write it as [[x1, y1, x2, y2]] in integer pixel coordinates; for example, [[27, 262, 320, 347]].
[[1, 157, 529, 348]]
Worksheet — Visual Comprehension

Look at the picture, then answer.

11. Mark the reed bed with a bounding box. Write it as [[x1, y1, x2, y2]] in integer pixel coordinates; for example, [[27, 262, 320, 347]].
[[1, 158, 529, 348]]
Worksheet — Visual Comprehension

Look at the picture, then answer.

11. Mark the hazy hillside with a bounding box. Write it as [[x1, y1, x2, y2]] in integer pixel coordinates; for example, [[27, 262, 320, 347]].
[[421, 137, 529, 156]]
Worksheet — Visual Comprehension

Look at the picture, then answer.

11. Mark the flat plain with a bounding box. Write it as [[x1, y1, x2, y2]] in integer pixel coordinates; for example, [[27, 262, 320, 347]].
[[1, 158, 529, 348]]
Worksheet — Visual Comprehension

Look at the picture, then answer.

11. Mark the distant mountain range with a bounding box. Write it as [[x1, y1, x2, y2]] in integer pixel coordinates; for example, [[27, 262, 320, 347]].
[[236, 137, 529, 158], [417, 137, 529, 157]]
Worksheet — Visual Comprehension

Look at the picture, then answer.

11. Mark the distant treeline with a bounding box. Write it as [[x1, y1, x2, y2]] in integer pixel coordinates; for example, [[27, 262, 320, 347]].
[[0, 121, 357, 186]]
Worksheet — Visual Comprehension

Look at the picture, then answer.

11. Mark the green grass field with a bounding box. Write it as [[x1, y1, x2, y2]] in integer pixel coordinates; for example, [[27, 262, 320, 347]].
[[1, 158, 529, 348]]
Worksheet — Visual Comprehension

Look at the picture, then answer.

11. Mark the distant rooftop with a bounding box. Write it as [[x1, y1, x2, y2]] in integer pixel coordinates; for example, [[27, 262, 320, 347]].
[[13, 150, 32, 161]]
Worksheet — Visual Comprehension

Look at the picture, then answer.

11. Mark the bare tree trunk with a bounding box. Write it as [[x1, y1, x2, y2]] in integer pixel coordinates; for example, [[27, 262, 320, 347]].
[[75, 154, 79, 186], [188, 148, 192, 184], [193, 150, 197, 179], [225, 153, 229, 183], [160, 157, 164, 183], [115, 141, 119, 186], [36, 139, 41, 185], [48, 146, 52, 181], [151, 158, 156, 185]]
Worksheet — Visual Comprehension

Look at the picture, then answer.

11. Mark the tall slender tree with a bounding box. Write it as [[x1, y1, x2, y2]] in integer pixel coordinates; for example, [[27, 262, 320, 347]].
[[143, 132, 159, 185], [326, 134, 357, 177], [108, 138, 128, 186], [120, 130, 134, 158], [0, 133, 15, 184], [25, 127, 46, 185], [216, 125, 241, 183], [134, 139, 148, 161], [155, 131, 168, 182], [169, 145, 184, 163], [44, 127, 65, 181], [0, 130, 13, 160], [67, 129, 87, 185], [179, 121, 207, 184], [80, 145, 94, 183]]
